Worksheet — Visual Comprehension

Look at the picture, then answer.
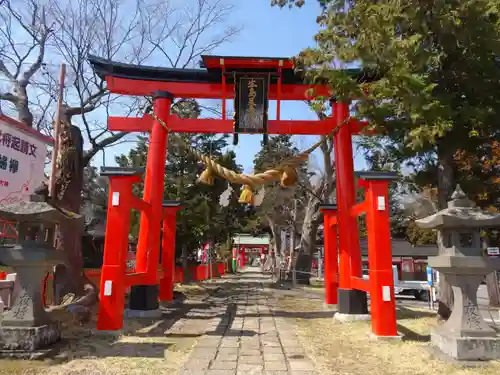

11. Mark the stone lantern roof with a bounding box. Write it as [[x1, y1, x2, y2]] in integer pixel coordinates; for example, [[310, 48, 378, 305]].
[[414, 185, 500, 361], [0, 194, 81, 224], [415, 185, 500, 229]]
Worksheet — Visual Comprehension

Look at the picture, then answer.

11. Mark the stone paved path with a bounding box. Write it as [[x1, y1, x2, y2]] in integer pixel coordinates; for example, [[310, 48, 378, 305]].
[[178, 267, 317, 375]]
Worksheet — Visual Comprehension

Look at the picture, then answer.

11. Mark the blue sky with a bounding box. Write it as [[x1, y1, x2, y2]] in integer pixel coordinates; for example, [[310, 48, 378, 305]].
[[96, 0, 368, 173]]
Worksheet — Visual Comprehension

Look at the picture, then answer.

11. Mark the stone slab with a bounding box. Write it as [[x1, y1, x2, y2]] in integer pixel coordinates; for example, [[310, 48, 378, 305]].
[[210, 360, 237, 370], [262, 341, 281, 347], [216, 353, 237, 361], [263, 346, 284, 354], [220, 341, 239, 348], [431, 329, 500, 361], [288, 359, 315, 371], [237, 363, 263, 374], [206, 370, 236, 375], [239, 355, 263, 364], [425, 346, 492, 368], [218, 347, 238, 356], [240, 349, 261, 356], [124, 308, 162, 319], [264, 361, 288, 371], [197, 338, 221, 347], [191, 347, 218, 359], [0, 324, 60, 351], [182, 358, 212, 370], [263, 353, 286, 361], [334, 312, 371, 322], [241, 344, 260, 350], [370, 332, 403, 341], [0, 346, 58, 360], [179, 370, 204, 375]]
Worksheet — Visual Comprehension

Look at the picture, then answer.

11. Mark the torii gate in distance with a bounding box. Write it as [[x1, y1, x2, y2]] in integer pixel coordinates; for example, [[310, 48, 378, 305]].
[[89, 54, 398, 337]]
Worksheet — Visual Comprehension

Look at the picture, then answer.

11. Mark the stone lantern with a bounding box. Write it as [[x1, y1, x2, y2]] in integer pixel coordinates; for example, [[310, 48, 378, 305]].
[[415, 185, 500, 361], [0, 194, 81, 358]]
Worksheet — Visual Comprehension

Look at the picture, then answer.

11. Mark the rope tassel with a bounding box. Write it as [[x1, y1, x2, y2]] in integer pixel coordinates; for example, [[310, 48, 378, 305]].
[[197, 165, 215, 185], [148, 111, 348, 198], [280, 166, 298, 187], [238, 185, 254, 204]]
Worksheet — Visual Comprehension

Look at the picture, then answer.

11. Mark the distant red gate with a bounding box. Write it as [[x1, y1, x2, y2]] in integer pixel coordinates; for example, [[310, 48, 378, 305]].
[[0, 219, 17, 239]]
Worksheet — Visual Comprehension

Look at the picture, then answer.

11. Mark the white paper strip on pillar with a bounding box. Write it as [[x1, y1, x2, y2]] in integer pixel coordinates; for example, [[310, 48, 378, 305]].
[[382, 286, 391, 301], [103, 280, 113, 296], [111, 192, 120, 206], [219, 184, 233, 207], [377, 196, 385, 211], [254, 186, 265, 207]]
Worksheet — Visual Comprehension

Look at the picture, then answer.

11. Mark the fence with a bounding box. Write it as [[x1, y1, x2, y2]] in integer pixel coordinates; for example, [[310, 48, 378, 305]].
[[270, 260, 322, 286], [35, 262, 228, 307]]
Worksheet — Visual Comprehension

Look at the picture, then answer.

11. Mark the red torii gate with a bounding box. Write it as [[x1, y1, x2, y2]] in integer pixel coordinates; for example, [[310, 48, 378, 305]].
[[89, 54, 398, 337]]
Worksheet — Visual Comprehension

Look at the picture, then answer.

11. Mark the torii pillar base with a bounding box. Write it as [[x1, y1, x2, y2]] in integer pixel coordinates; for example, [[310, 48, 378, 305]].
[[126, 285, 162, 319], [337, 288, 369, 315]]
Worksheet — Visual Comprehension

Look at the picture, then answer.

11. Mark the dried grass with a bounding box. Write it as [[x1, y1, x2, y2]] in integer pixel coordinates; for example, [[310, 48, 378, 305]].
[[0, 283, 214, 375], [0, 266, 13, 273], [278, 295, 500, 375]]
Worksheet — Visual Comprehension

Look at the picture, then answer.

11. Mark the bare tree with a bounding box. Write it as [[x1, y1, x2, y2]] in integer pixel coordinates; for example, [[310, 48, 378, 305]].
[[0, 0, 52, 126], [142, 0, 240, 69], [291, 131, 336, 284], [0, 0, 239, 316]]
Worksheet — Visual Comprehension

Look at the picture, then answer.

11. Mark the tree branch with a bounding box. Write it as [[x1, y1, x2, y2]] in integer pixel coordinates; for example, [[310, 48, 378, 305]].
[[19, 28, 49, 87], [82, 131, 127, 167], [0, 60, 15, 82], [0, 92, 17, 102]]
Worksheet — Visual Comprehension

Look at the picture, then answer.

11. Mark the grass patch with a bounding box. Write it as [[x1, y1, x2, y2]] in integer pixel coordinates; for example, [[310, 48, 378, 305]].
[[277, 295, 500, 375], [0, 283, 216, 375], [0, 266, 13, 274]]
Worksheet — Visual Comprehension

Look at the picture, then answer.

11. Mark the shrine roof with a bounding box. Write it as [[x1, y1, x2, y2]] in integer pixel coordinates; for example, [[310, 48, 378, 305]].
[[88, 54, 379, 86], [200, 55, 294, 69]]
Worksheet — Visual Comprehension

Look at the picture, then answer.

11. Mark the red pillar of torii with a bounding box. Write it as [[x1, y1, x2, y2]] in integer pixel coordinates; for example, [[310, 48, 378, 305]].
[[89, 54, 398, 337], [159, 201, 182, 302]]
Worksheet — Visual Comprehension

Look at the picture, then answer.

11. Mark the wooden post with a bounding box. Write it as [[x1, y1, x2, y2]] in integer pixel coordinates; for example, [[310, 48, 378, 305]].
[[49, 63, 66, 197]]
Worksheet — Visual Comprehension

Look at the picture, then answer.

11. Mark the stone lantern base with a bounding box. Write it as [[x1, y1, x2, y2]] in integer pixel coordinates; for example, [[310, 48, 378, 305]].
[[0, 265, 62, 359], [429, 256, 500, 361], [431, 330, 500, 361], [0, 324, 61, 359]]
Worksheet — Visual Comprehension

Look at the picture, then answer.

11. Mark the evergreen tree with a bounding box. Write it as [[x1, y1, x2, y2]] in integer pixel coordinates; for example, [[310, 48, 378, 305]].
[[273, 0, 500, 318], [275, 0, 500, 207]]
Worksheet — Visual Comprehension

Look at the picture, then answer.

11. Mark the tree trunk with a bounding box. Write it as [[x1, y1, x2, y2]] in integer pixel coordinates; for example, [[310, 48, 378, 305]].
[[287, 226, 296, 273], [292, 196, 320, 285], [486, 271, 500, 307], [286, 199, 298, 273], [436, 144, 455, 320], [266, 216, 282, 279], [52, 123, 97, 320], [15, 88, 34, 128]]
